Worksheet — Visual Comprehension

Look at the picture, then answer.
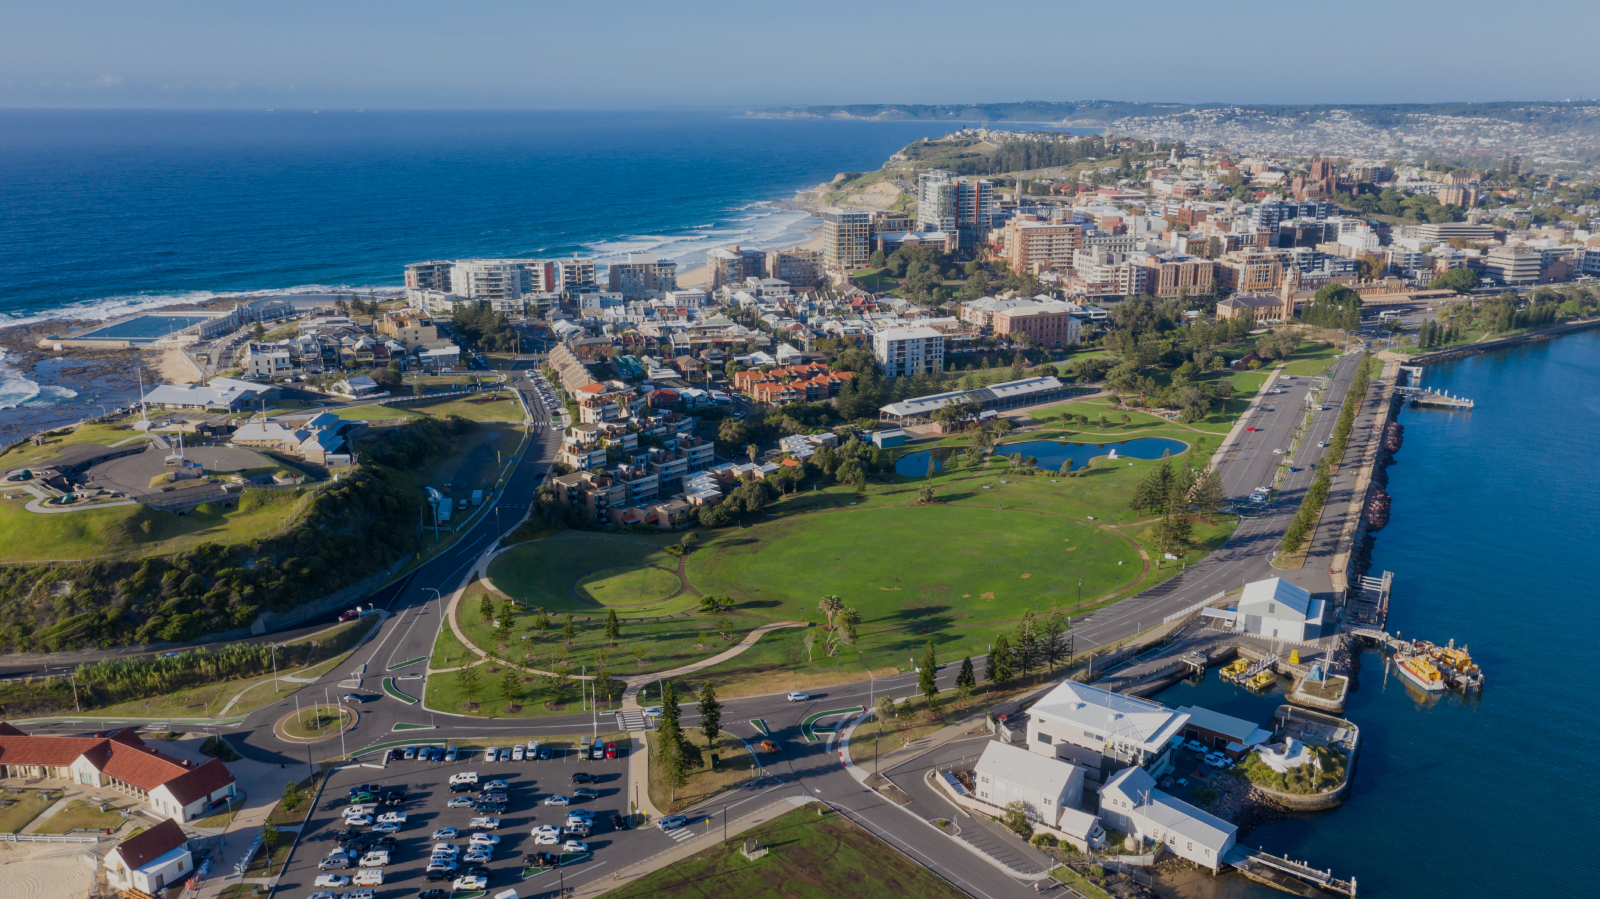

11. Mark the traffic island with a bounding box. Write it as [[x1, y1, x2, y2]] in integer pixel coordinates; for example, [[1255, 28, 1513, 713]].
[[273, 704, 358, 743]]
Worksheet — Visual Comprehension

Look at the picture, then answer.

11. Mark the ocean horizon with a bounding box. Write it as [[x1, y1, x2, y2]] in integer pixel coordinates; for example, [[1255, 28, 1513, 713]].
[[1, 108, 1081, 415]]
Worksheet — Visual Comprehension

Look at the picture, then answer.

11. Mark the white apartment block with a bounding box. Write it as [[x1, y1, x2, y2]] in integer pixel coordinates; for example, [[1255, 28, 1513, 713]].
[[873, 326, 945, 378]]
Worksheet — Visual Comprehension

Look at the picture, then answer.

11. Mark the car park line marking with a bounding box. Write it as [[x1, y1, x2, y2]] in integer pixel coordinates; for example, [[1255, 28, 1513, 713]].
[[382, 677, 418, 703]]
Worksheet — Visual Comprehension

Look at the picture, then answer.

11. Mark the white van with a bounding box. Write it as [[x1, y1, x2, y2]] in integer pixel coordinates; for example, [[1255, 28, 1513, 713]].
[[359, 851, 390, 868], [345, 891, 377, 899], [353, 869, 384, 887], [449, 771, 479, 785]]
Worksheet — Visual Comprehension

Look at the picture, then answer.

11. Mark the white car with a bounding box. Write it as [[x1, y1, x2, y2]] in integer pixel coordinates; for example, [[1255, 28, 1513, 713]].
[[344, 815, 373, 827], [542, 795, 570, 806], [1249, 493, 1267, 503], [483, 780, 509, 792], [786, 691, 810, 702], [431, 828, 458, 840], [1272, 448, 1286, 455], [452, 876, 488, 892], [1317, 441, 1328, 447], [431, 843, 459, 857], [484, 747, 499, 762], [1184, 739, 1206, 753], [563, 840, 589, 854], [512, 744, 525, 761], [449, 772, 479, 785], [376, 812, 406, 824], [1205, 753, 1235, 769], [314, 875, 351, 889], [447, 796, 475, 808], [463, 850, 493, 864], [533, 831, 562, 846], [469, 833, 502, 847]]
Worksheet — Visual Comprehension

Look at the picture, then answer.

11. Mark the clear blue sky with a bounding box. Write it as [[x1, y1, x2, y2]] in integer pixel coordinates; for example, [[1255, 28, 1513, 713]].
[[3, 0, 1595, 109]]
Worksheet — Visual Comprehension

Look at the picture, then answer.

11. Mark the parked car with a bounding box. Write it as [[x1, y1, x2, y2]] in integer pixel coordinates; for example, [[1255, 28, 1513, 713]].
[[358, 851, 389, 869], [447, 796, 475, 808], [425, 867, 457, 882], [418, 890, 448, 899], [565, 808, 594, 819], [338, 609, 361, 622], [572, 788, 599, 800], [342, 693, 368, 703], [376, 812, 406, 825], [467, 817, 501, 830], [345, 815, 374, 827], [512, 744, 525, 761], [403, 747, 418, 760], [450, 771, 479, 785], [314, 875, 352, 889], [445, 743, 459, 762], [388, 749, 404, 761], [570, 772, 595, 784], [527, 851, 560, 869], [371, 822, 401, 834], [605, 742, 618, 759], [542, 795, 570, 806], [563, 840, 589, 854], [657, 815, 688, 831], [449, 783, 476, 794], [469, 834, 501, 847], [431, 844, 459, 858], [484, 747, 499, 762], [483, 780, 509, 792], [348, 792, 375, 804], [611, 813, 630, 830], [452, 876, 488, 892], [382, 790, 406, 804], [463, 850, 493, 864], [319, 856, 353, 870], [786, 691, 810, 702], [1185, 739, 1206, 753]]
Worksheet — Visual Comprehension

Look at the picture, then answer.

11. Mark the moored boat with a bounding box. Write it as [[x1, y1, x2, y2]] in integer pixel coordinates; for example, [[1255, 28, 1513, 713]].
[[1395, 654, 1445, 692]]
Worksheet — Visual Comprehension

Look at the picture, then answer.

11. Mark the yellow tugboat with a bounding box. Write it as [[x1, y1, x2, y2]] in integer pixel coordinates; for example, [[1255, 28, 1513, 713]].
[[1220, 659, 1250, 681], [1395, 653, 1445, 692], [1246, 670, 1277, 691]]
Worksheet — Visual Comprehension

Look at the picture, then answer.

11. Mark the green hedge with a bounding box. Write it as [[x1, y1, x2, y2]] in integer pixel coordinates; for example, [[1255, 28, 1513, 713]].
[[1281, 354, 1372, 554]]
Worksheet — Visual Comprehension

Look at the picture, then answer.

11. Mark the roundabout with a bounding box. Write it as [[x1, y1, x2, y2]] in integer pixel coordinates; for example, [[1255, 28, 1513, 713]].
[[273, 704, 358, 743]]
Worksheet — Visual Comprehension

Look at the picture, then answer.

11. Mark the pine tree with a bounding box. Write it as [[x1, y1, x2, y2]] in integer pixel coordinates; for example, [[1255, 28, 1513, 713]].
[[499, 667, 521, 707], [563, 614, 576, 640], [605, 609, 621, 645], [699, 681, 722, 746], [479, 594, 494, 621], [1042, 608, 1068, 670], [919, 641, 939, 702], [1014, 612, 1039, 678], [658, 681, 689, 793], [956, 656, 976, 690], [988, 635, 1013, 685], [1191, 465, 1226, 516], [456, 664, 480, 706]]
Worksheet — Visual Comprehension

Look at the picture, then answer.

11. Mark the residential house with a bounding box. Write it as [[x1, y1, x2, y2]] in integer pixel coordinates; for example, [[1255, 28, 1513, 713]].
[[105, 819, 194, 897], [1099, 765, 1237, 871], [968, 740, 1106, 851], [1022, 680, 1187, 781]]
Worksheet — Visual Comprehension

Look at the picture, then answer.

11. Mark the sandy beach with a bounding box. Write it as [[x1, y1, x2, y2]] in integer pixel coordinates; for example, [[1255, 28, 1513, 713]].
[[152, 345, 202, 382]]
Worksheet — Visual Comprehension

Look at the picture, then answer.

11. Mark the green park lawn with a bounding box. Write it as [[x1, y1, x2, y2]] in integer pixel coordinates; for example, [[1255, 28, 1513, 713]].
[[1278, 342, 1344, 376], [0, 789, 58, 833], [0, 487, 312, 563], [486, 537, 696, 618], [34, 799, 127, 834], [690, 505, 1135, 627], [604, 807, 970, 899], [0, 420, 142, 468]]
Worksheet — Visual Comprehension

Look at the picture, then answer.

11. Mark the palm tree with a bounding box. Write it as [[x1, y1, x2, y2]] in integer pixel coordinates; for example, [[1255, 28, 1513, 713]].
[[746, 444, 759, 464], [818, 595, 844, 631]]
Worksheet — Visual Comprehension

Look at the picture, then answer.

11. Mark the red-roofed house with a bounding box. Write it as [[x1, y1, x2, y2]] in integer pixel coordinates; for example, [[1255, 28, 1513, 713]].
[[0, 724, 236, 823], [106, 818, 193, 897]]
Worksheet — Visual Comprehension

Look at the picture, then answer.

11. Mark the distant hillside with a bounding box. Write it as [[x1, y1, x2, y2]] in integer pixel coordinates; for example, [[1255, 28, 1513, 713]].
[[749, 101, 1600, 167]]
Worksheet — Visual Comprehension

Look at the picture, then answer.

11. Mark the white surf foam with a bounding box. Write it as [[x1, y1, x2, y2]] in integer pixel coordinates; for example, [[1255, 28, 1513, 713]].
[[0, 283, 403, 331], [0, 349, 43, 411]]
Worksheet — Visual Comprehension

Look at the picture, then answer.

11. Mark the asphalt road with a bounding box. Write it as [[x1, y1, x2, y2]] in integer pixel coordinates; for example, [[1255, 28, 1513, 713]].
[[18, 349, 1371, 899]]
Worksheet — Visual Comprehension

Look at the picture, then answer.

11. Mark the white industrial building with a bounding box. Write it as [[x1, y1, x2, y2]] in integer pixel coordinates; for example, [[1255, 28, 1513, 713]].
[[1236, 577, 1334, 642], [1099, 765, 1237, 870], [970, 741, 1106, 849], [1024, 680, 1187, 781]]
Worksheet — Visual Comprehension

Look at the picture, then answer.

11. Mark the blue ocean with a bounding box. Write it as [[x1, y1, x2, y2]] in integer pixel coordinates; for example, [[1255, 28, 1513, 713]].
[[0, 109, 991, 414]]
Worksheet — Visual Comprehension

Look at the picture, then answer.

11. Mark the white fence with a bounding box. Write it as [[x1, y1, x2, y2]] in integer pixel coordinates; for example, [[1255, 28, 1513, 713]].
[[0, 833, 99, 843], [1162, 591, 1227, 624]]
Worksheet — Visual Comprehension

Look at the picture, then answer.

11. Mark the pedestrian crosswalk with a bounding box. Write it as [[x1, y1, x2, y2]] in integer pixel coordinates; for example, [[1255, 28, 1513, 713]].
[[616, 710, 651, 732], [664, 824, 695, 843]]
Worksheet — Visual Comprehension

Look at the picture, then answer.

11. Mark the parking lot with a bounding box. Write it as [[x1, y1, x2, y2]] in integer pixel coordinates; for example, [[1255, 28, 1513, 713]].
[[273, 736, 631, 899]]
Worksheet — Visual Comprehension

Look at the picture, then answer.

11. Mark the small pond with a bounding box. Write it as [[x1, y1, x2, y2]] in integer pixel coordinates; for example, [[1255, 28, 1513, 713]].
[[894, 437, 1188, 477]]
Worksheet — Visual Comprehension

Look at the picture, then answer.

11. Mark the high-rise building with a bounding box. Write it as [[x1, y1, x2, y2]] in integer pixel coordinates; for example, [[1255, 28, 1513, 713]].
[[822, 208, 872, 270], [873, 326, 945, 378], [706, 246, 766, 290], [1482, 246, 1543, 285], [606, 254, 677, 299], [1001, 215, 1084, 272], [916, 170, 995, 246], [450, 259, 528, 304], [405, 261, 454, 293], [765, 247, 823, 286], [1137, 253, 1216, 297]]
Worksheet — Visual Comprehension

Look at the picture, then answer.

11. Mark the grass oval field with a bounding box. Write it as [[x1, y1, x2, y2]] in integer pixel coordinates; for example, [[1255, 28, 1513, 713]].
[[487, 537, 699, 617], [576, 566, 683, 606], [688, 505, 1140, 628]]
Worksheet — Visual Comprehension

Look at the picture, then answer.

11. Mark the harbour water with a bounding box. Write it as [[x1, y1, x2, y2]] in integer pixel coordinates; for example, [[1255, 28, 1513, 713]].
[[1153, 331, 1600, 897]]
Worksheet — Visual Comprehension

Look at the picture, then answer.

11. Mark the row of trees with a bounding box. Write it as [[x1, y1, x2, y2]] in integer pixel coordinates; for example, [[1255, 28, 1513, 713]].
[[1301, 285, 1364, 331], [654, 678, 723, 797], [1281, 354, 1371, 554]]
